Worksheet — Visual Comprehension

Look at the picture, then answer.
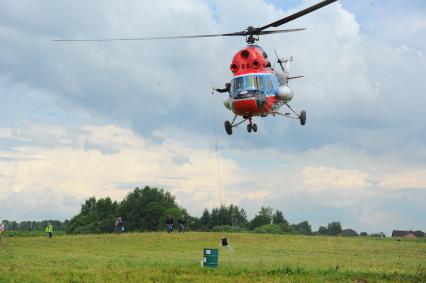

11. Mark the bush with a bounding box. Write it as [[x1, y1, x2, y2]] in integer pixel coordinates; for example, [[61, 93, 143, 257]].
[[211, 225, 247, 233], [254, 224, 286, 234]]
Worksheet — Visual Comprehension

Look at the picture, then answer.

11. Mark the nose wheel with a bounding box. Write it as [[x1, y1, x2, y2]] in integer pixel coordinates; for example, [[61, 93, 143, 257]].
[[247, 119, 257, 133]]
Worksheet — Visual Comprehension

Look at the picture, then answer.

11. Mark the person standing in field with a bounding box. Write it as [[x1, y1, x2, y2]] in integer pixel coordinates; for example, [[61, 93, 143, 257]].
[[166, 214, 174, 233], [114, 217, 119, 234], [45, 223, 53, 238], [0, 223, 4, 242], [178, 215, 186, 233], [117, 217, 124, 234]]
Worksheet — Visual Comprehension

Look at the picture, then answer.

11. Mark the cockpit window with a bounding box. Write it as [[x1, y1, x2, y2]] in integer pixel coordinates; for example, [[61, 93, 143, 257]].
[[231, 77, 244, 94], [246, 76, 262, 90], [231, 75, 270, 98]]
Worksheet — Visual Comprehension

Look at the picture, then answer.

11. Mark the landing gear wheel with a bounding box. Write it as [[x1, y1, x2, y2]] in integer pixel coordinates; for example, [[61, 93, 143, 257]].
[[252, 124, 257, 132], [224, 121, 232, 135], [299, 110, 306, 126], [247, 124, 252, 133]]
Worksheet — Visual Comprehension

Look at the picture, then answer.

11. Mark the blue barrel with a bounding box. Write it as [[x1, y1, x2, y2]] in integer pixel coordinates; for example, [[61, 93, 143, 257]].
[[203, 248, 218, 268]]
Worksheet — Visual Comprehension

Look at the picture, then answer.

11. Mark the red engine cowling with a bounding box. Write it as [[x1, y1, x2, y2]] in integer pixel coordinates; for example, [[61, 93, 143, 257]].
[[230, 45, 272, 76]]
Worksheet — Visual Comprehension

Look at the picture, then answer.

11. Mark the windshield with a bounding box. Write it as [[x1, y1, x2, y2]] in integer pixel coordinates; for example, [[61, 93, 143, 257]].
[[231, 75, 267, 98], [231, 77, 244, 93], [246, 76, 263, 90]]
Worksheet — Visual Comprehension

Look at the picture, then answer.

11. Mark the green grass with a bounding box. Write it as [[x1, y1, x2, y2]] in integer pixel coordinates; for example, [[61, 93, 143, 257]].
[[0, 232, 425, 282], [1, 231, 66, 237]]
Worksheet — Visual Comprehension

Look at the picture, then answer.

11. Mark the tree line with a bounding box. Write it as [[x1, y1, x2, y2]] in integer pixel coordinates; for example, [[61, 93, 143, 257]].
[[1, 219, 68, 231], [1, 186, 363, 236]]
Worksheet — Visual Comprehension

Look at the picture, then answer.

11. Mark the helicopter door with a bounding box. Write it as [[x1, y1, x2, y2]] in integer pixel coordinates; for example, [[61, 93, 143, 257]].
[[254, 76, 265, 108]]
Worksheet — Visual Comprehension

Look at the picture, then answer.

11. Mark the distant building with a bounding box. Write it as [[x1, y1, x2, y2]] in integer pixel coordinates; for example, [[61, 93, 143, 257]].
[[392, 230, 424, 238], [341, 229, 358, 237], [413, 230, 425, 237]]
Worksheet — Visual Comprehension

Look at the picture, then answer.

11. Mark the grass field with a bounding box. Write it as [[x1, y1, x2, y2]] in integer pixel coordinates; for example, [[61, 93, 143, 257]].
[[0, 232, 425, 282]]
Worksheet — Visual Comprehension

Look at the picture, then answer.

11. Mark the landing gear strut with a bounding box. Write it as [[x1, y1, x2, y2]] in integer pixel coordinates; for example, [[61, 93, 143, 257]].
[[224, 115, 257, 135], [272, 103, 307, 126]]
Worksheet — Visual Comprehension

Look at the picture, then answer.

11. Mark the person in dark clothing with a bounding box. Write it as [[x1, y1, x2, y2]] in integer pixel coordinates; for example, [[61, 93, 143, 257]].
[[214, 83, 231, 94], [178, 216, 186, 233], [117, 217, 124, 234], [166, 214, 174, 233]]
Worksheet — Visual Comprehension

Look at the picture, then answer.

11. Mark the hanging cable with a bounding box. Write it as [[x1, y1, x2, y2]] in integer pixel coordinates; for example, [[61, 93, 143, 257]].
[[210, 91, 229, 248], [210, 91, 223, 211], [211, 91, 224, 227]]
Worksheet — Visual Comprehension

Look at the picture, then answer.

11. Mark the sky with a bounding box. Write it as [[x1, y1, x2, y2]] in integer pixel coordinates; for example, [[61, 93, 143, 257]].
[[0, 0, 425, 235]]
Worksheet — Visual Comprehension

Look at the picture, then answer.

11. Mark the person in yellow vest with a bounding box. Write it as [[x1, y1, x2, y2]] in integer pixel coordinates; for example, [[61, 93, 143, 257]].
[[45, 223, 53, 238]]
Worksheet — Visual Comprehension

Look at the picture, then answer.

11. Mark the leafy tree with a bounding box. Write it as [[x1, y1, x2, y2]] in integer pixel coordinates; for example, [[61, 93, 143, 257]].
[[186, 215, 201, 231], [317, 226, 327, 235], [118, 186, 178, 232], [291, 221, 312, 235], [204, 204, 248, 229], [67, 186, 180, 234], [249, 207, 273, 230], [327, 221, 342, 236], [143, 202, 164, 231], [229, 204, 248, 227], [67, 196, 118, 234], [199, 209, 211, 230], [272, 210, 287, 225], [81, 197, 97, 215], [259, 207, 273, 220]]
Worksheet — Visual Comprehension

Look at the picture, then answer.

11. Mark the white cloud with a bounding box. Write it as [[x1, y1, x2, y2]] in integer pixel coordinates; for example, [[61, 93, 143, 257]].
[[0, 0, 425, 233], [299, 166, 370, 190], [0, 124, 248, 218]]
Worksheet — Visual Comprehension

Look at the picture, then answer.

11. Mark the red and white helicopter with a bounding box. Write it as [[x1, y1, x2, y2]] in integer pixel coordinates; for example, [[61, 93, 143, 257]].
[[54, 0, 338, 135]]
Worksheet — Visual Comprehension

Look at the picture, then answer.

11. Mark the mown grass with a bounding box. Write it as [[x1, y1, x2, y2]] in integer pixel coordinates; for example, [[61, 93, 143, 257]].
[[0, 232, 425, 282], [1, 231, 66, 238]]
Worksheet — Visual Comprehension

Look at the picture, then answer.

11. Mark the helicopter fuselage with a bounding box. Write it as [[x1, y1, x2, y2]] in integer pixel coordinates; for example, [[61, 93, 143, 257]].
[[221, 44, 304, 135], [224, 45, 293, 118], [227, 73, 283, 117]]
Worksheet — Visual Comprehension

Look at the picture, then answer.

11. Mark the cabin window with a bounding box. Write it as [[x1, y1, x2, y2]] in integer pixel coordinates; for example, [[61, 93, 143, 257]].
[[245, 75, 264, 91], [265, 77, 273, 92], [231, 77, 244, 95]]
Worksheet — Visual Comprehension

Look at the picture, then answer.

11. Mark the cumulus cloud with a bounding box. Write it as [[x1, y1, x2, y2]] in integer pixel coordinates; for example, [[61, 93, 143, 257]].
[[0, 123, 252, 218], [0, 186, 82, 221], [0, 0, 425, 233], [299, 166, 370, 190]]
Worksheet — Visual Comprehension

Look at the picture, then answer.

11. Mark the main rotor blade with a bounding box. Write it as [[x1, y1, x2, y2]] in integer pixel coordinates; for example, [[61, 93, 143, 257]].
[[259, 28, 305, 35], [52, 32, 242, 42], [52, 28, 304, 42], [258, 0, 338, 31], [52, 1, 336, 42]]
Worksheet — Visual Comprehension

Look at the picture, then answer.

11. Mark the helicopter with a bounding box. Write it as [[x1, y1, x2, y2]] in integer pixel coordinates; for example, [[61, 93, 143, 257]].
[[54, 0, 338, 135]]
